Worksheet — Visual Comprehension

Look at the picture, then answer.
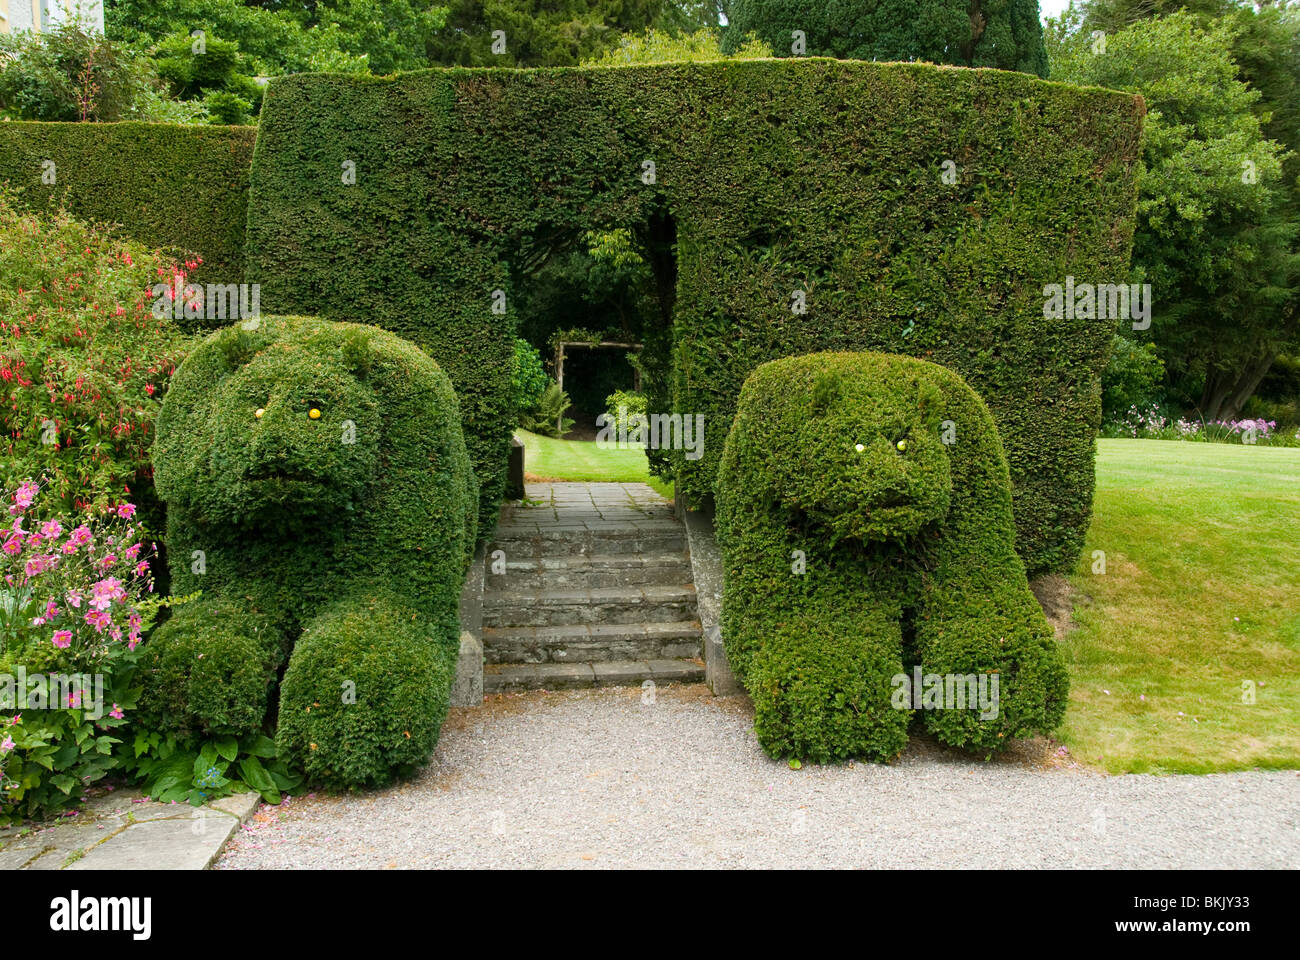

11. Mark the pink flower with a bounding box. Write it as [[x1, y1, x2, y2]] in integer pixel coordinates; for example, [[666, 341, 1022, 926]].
[[51, 629, 73, 649], [40, 520, 62, 539], [44, 599, 59, 619], [134, 560, 149, 576], [98, 554, 117, 570], [24, 555, 51, 577], [3, 536, 22, 556], [0, 735, 14, 753], [84, 609, 111, 633], [108, 704, 124, 720], [65, 589, 83, 609], [90, 577, 124, 610], [12, 481, 38, 510], [115, 503, 136, 519], [124, 542, 142, 561]]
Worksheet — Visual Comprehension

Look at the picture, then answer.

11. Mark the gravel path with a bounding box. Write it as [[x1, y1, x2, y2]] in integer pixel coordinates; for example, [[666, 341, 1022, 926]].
[[216, 686, 1300, 870]]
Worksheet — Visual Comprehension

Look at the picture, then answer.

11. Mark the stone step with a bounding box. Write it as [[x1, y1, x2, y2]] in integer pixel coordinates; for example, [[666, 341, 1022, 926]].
[[484, 658, 705, 693], [486, 553, 692, 590], [483, 621, 703, 664], [489, 522, 686, 558], [482, 585, 699, 628]]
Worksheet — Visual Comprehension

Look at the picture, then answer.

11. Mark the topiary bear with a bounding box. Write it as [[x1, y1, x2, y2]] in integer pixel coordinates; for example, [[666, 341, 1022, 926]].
[[142, 316, 477, 788], [716, 351, 1068, 762]]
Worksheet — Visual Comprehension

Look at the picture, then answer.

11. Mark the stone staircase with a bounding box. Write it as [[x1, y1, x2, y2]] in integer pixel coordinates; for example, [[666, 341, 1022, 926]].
[[482, 482, 705, 692]]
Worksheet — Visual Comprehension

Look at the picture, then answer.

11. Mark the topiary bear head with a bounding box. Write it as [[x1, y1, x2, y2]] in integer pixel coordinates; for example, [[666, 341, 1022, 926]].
[[726, 352, 954, 542], [154, 319, 382, 529]]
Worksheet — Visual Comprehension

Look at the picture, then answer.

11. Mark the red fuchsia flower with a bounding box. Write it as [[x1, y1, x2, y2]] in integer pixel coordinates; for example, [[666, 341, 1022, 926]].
[[115, 503, 136, 520], [51, 630, 73, 649], [84, 609, 111, 633], [40, 520, 63, 539], [108, 704, 124, 720]]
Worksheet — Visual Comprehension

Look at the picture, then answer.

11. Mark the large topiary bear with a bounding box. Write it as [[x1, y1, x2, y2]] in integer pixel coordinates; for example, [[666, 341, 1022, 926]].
[[716, 351, 1067, 762], [142, 316, 477, 788]]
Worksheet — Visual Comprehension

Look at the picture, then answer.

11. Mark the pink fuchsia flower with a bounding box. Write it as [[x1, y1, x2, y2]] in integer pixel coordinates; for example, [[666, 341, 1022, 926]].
[[84, 609, 111, 633], [0, 735, 14, 753], [40, 520, 62, 539], [108, 704, 124, 720], [51, 630, 73, 649], [115, 503, 136, 520]]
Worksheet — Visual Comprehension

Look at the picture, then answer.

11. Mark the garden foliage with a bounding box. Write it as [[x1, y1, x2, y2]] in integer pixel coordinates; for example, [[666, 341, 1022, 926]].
[[716, 352, 1069, 761]]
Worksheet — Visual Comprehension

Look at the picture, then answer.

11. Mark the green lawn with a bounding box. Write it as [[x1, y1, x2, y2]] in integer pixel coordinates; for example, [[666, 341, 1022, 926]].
[[1061, 439, 1300, 773], [518, 430, 1299, 774], [516, 429, 674, 499]]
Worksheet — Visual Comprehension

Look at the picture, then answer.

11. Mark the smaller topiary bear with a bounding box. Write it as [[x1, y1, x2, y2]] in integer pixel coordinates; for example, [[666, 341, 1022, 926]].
[[143, 317, 477, 788], [716, 351, 1068, 762]]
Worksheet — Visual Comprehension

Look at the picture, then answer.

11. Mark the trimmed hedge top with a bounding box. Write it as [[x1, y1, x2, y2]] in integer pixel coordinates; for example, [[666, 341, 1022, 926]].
[[0, 121, 256, 290], [246, 58, 1143, 570]]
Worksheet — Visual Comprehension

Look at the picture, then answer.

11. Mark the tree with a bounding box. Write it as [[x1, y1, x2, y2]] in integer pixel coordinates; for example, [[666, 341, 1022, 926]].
[[1052, 3, 1300, 420], [721, 0, 1049, 76]]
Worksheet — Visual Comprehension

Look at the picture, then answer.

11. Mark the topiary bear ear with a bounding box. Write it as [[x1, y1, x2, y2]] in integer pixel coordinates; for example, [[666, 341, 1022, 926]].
[[212, 323, 269, 371], [339, 328, 373, 379], [811, 371, 842, 414]]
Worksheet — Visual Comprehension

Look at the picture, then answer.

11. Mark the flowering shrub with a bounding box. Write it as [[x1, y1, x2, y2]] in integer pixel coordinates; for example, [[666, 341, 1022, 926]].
[[1102, 404, 1300, 446], [0, 479, 160, 824], [0, 193, 193, 521]]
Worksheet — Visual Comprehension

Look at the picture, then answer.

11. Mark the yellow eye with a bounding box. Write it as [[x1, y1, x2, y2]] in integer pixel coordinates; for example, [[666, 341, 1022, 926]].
[[254, 408, 264, 419], [308, 408, 321, 420], [896, 439, 908, 452]]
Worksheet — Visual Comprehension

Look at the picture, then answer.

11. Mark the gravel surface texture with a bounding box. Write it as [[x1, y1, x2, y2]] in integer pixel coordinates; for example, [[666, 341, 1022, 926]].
[[216, 685, 1299, 870]]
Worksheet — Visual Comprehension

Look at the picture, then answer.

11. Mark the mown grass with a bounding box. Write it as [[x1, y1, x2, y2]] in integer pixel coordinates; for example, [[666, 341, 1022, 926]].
[[1060, 439, 1300, 773], [515, 429, 674, 499]]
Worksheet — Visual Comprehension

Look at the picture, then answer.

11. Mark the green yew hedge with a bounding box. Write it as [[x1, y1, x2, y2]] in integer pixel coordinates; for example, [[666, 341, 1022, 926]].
[[247, 59, 1143, 570], [0, 121, 256, 291]]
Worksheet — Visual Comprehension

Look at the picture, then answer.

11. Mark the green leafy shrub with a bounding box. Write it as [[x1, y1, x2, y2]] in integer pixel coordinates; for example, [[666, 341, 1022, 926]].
[[0, 195, 193, 521], [716, 352, 1068, 762], [602, 388, 647, 437], [0, 480, 159, 824], [245, 60, 1143, 572], [142, 317, 477, 789], [511, 337, 548, 422], [520, 382, 575, 439], [122, 731, 302, 806], [1102, 334, 1165, 424]]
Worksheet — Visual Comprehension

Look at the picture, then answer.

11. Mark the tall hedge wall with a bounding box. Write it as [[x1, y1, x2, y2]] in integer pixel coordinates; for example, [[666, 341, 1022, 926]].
[[0, 121, 255, 289], [247, 58, 1142, 570]]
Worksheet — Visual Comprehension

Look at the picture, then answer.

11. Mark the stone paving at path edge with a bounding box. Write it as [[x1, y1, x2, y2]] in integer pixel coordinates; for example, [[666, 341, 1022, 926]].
[[0, 788, 259, 870]]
